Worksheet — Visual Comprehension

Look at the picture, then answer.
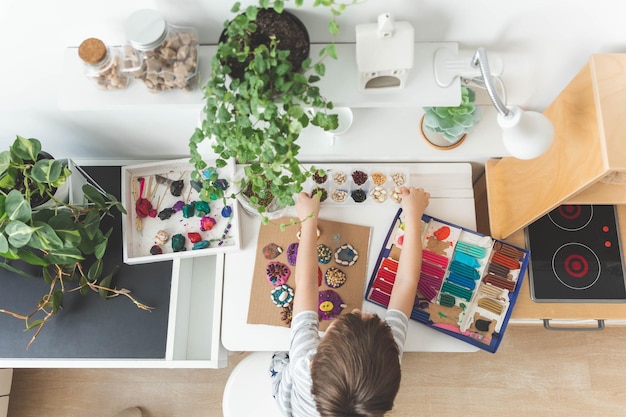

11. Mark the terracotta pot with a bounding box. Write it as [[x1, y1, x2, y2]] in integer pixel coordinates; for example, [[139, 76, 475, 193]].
[[419, 114, 467, 150]]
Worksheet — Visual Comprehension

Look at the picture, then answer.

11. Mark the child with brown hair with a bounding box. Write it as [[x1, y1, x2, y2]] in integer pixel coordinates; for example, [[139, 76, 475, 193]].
[[271, 187, 430, 417]]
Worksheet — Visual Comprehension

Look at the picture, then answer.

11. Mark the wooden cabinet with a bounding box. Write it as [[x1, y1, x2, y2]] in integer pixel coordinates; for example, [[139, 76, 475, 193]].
[[484, 54, 626, 240], [475, 174, 626, 326]]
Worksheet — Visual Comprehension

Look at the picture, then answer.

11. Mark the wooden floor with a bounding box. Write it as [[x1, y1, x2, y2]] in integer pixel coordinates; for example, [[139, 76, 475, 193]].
[[6, 325, 626, 417]]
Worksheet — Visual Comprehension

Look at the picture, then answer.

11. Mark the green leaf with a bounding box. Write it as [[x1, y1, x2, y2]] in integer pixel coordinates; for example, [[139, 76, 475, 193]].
[[25, 319, 44, 331], [31, 159, 63, 185], [98, 268, 118, 300], [28, 221, 64, 251], [0, 234, 7, 253], [231, 2, 241, 13], [81, 210, 102, 240], [328, 19, 340, 36], [83, 184, 106, 207], [52, 288, 63, 314], [5, 189, 31, 222], [313, 62, 326, 77], [325, 43, 338, 59], [5, 220, 36, 248], [43, 247, 84, 265], [12, 136, 41, 162], [21, 248, 52, 267], [274, 0, 284, 13], [88, 258, 103, 281], [0, 151, 10, 174], [49, 213, 82, 248], [245, 5, 258, 20]]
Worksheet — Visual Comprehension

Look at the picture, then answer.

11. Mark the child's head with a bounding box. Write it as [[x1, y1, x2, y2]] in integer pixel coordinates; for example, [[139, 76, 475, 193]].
[[310, 310, 401, 417]]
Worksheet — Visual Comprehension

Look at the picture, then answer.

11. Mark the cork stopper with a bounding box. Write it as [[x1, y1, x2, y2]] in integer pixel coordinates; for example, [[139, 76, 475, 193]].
[[78, 38, 107, 65]]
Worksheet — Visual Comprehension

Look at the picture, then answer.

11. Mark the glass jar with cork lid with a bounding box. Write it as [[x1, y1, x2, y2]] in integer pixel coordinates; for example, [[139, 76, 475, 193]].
[[122, 9, 199, 92], [78, 38, 130, 90]]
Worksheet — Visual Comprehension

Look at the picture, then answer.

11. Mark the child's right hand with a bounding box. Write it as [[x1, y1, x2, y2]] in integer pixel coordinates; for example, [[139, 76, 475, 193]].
[[296, 191, 321, 221], [400, 187, 430, 219]]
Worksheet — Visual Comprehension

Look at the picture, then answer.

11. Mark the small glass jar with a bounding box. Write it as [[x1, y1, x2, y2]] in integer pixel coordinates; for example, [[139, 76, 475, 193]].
[[123, 9, 199, 92], [78, 38, 130, 90]]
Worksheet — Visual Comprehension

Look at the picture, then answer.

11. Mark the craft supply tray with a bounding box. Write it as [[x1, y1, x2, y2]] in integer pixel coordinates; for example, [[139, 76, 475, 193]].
[[365, 209, 529, 353], [301, 164, 411, 205], [121, 158, 240, 264]]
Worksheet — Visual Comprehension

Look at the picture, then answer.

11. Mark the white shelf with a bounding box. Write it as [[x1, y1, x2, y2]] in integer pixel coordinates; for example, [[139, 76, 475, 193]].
[[0, 256, 227, 369], [58, 43, 460, 110]]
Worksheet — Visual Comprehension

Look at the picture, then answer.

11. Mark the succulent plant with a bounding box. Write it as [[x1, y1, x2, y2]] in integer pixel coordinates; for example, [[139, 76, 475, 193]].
[[423, 86, 481, 142]]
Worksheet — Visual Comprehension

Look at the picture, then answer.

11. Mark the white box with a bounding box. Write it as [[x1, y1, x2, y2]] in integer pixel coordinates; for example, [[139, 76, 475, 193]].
[[121, 158, 241, 264]]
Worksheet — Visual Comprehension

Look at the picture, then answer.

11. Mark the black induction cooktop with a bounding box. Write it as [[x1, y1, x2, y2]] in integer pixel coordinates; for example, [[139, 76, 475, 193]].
[[525, 205, 626, 303]]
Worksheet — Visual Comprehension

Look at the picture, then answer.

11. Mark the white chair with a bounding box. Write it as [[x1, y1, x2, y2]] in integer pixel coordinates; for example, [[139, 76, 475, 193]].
[[222, 352, 283, 417]]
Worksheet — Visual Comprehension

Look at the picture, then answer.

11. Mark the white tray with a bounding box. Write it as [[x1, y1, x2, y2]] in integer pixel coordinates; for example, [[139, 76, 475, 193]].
[[121, 158, 240, 264]]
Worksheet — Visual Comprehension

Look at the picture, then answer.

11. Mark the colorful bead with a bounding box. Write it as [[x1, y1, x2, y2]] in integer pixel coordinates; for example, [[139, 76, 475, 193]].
[[195, 201, 210, 216], [172, 200, 185, 212], [221, 205, 233, 218], [266, 262, 291, 286], [170, 180, 184, 196], [202, 167, 217, 180], [150, 245, 163, 255], [263, 243, 283, 260], [171, 233, 186, 252], [158, 207, 174, 220], [192, 240, 210, 250], [135, 198, 152, 218], [324, 267, 347, 288], [155, 230, 169, 245], [318, 290, 346, 320], [182, 203, 195, 218], [214, 178, 229, 190], [187, 232, 202, 243], [200, 216, 217, 231], [286, 242, 299, 266], [317, 244, 333, 264], [335, 244, 359, 266], [271, 284, 295, 308]]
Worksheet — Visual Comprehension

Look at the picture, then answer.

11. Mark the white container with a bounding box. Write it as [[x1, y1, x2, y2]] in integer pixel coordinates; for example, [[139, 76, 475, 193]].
[[304, 164, 410, 206], [121, 158, 240, 264], [34, 159, 91, 210]]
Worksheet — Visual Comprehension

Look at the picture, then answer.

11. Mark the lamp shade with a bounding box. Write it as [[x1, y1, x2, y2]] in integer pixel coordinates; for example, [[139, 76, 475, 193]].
[[497, 106, 554, 159]]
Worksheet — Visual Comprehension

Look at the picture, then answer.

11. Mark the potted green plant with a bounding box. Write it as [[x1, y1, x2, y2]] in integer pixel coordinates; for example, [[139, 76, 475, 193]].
[[0, 136, 150, 348], [189, 0, 354, 222], [420, 85, 481, 150]]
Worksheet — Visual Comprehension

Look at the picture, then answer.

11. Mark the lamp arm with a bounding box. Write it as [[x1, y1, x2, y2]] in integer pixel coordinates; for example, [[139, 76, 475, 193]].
[[471, 47, 510, 118]]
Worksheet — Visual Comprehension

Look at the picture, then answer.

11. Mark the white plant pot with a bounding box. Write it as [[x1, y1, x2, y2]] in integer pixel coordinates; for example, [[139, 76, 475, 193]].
[[34, 159, 91, 210]]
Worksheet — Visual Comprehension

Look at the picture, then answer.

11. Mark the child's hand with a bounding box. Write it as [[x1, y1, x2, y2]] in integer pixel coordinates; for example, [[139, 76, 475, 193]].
[[400, 187, 430, 219], [296, 191, 321, 222]]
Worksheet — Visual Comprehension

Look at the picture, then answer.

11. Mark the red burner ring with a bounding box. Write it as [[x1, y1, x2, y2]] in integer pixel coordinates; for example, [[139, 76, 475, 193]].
[[558, 205, 581, 220], [564, 254, 589, 278]]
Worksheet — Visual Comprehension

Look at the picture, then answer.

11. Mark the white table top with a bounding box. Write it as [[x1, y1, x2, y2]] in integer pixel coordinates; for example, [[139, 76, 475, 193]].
[[221, 163, 479, 353]]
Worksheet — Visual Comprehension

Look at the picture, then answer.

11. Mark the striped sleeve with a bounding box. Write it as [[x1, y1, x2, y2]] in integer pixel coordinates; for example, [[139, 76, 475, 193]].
[[385, 309, 409, 362]]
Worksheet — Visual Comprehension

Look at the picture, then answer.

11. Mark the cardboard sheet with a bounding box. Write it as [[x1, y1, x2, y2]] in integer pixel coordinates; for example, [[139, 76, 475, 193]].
[[247, 217, 372, 331]]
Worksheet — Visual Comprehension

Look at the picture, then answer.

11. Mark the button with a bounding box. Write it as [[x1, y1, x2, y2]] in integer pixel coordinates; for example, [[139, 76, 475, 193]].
[[603, 226, 609, 232], [605, 241, 612, 248]]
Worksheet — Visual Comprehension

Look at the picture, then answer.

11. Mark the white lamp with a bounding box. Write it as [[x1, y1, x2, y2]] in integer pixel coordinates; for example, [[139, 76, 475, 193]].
[[471, 47, 554, 159]]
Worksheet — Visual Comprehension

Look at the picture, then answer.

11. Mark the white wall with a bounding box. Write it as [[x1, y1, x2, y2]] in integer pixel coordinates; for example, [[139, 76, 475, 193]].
[[1, 0, 625, 160]]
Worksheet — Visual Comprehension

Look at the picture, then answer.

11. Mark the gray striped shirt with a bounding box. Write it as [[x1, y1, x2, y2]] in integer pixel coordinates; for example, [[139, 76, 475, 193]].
[[274, 309, 408, 417]]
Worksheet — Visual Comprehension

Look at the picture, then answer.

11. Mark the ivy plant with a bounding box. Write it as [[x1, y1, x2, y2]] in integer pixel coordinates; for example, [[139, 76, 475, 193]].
[[189, 0, 359, 222]]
